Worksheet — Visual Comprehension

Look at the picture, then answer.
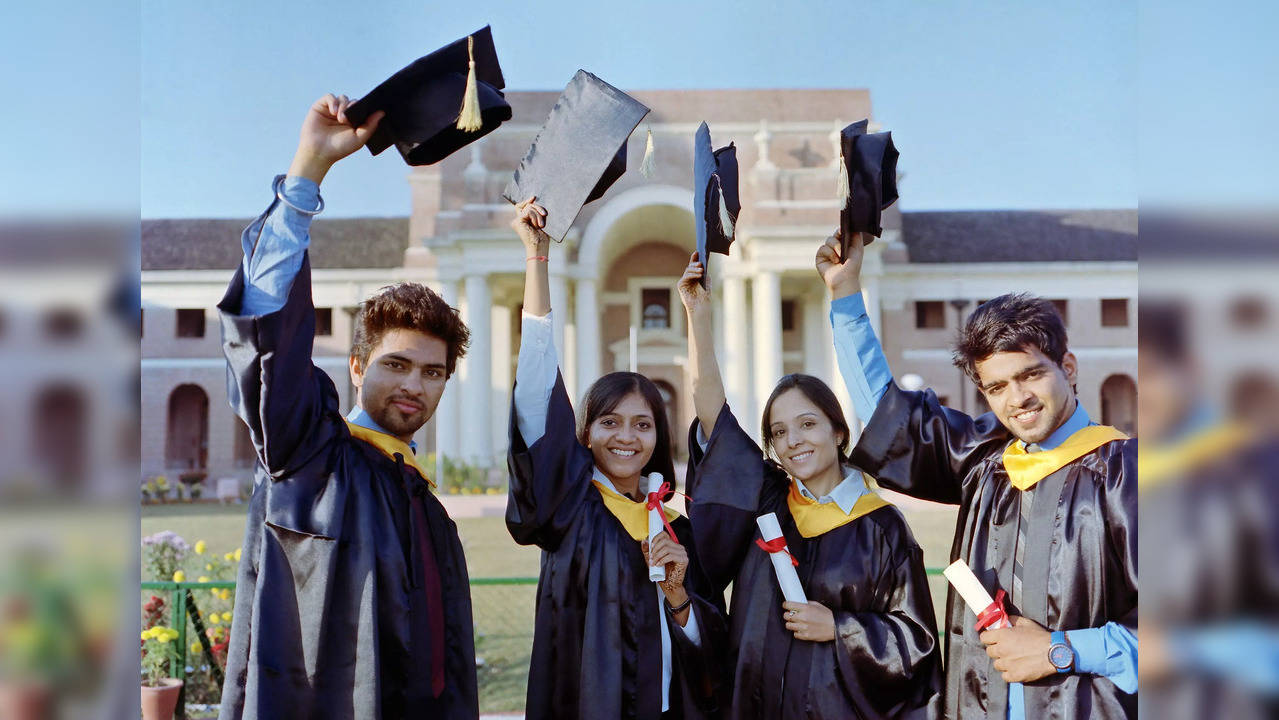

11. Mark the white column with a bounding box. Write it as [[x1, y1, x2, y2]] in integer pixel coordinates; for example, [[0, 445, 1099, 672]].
[[461, 274, 493, 465], [575, 277, 601, 396], [434, 279, 461, 474], [549, 271, 571, 395], [751, 271, 783, 431], [489, 303, 513, 462], [721, 273, 751, 417]]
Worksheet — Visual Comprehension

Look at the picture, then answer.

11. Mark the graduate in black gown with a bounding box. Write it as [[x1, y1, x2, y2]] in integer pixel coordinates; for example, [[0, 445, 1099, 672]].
[[505, 200, 725, 720], [218, 94, 479, 719], [819, 229, 1138, 719], [676, 253, 942, 720]]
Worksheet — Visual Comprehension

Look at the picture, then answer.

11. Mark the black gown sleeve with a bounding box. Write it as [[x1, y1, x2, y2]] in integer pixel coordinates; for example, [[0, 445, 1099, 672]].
[[218, 256, 342, 479], [850, 382, 1009, 505], [684, 402, 788, 592], [505, 371, 594, 551], [1102, 439, 1139, 631], [831, 519, 942, 718], [668, 521, 729, 717]]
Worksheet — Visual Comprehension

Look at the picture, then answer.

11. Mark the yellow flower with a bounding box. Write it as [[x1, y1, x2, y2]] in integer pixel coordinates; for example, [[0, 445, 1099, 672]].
[[208, 614, 220, 624], [224, 610, 233, 621], [197, 576, 210, 584], [172, 570, 186, 583], [156, 635, 171, 644], [165, 628, 180, 641], [224, 552, 234, 562], [191, 641, 202, 654], [141, 628, 154, 641], [194, 540, 207, 555], [205, 563, 213, 571], [220, 589, 231, 601], [234, 548, 242, 562]]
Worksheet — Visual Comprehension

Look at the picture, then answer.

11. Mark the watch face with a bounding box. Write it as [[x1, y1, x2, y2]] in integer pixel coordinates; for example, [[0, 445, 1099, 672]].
[[1049, 644, 1073, 669]]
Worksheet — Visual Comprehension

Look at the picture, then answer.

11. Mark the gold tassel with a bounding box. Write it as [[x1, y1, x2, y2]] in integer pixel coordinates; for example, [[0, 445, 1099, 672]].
[[639, 127, 656, 178], [836, 150, 850, 205], [456, 35, 483, 132], [717, 183, 735, 238]]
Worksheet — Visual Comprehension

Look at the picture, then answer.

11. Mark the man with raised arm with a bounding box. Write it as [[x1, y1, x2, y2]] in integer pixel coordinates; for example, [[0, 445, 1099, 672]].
[[217, 94, 478, 720], [819, 230, 1137, 719]]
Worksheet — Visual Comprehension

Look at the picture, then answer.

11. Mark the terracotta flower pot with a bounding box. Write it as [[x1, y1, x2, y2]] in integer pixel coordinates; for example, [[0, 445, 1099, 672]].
[[140, 678, 183, 720], [0, 681, 52, 720]]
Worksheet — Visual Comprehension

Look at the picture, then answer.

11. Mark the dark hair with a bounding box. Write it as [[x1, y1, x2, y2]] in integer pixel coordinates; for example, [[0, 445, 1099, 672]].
[[953, 293, 1067, 385], [760, 374, 851, 463], [577, 372, 677, 486], [351, 283, 471, 377]]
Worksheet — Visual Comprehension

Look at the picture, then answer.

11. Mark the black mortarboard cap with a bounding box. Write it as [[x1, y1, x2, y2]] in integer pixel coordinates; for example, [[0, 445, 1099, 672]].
[[838, 119, 899, 257], [693, 122, 740, 288], [503, 70, 650, 242], [345, 26, 512, 167]]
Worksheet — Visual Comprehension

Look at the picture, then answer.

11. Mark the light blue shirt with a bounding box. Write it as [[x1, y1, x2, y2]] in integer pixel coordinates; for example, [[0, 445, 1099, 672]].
[[237, 175, 321, 317], [829, 291, 1138, 715], [346, 406, 417, 455]]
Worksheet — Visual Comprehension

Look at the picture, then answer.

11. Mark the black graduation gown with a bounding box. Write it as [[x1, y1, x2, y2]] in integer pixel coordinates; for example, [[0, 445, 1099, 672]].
[[685, 403, 942, 720], [216, 258, 479, 720], [1140, 430, 1279, 720], [851, 383, 1138, 719], [506, 373, 727, 720]]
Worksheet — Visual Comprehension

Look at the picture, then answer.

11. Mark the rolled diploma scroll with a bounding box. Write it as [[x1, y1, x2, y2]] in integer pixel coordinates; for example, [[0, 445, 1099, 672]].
[[647, 473, 667, 582], [756, 513, 807, 603], [942, 560, 1011, 629]]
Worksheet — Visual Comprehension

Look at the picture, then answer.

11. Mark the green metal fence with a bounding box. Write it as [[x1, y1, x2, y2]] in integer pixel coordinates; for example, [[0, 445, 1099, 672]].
[[144, 569, 947, 718]]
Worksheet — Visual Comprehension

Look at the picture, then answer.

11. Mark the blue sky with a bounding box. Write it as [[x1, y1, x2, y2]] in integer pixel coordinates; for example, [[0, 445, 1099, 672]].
[[132, 0, 1141, 218], [16, 1, 1275, 219]]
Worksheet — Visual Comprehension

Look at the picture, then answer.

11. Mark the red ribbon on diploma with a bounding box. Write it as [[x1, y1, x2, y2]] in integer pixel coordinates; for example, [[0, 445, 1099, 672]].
[[646, 482, 679, 543], [754, 537, 799, 566], [974, 588, 1010, 632]]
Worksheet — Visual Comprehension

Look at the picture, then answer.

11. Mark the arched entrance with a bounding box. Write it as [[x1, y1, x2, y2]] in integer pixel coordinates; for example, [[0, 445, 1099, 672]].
[[1100, 374, 1137, 436], [32, 383, 88, 488], [166, 384, 209, 470]]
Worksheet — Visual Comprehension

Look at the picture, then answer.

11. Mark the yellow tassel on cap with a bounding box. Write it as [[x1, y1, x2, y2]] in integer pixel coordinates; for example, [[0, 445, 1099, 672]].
[[836, 151, 850, 205], [456, 35, 483, 132], [639, 127, 656, 178], [717, 182, 735, 237]]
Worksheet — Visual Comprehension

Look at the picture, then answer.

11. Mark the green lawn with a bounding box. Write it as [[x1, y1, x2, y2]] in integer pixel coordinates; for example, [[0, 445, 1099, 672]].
[[142, 499, 958, 713]]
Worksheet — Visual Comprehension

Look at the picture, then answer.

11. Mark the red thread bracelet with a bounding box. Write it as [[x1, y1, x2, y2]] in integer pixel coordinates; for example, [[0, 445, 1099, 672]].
[[527, 255, 548, 262]]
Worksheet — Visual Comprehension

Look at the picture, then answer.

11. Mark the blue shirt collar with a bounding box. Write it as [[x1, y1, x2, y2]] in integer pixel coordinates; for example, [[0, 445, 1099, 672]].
[[346, 406, 417, 454], [794, 467, 869, 515], [1028, 401, 1092, 452]]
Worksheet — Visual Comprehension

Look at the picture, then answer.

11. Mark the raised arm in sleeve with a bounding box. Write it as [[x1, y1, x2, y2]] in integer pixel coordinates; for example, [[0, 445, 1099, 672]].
[[512, 311, 559, 446], [830, 292, 894, 427], [217, 175, 340, 477]]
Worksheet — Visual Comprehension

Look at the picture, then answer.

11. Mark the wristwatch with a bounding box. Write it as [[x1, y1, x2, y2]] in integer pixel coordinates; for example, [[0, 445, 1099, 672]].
[[1048, 631, 1075, 673]]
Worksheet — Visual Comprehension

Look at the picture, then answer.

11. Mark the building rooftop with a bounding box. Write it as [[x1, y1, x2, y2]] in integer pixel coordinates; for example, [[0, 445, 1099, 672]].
[[141, 217, 409, 271], [900, 209, 1137, 263]]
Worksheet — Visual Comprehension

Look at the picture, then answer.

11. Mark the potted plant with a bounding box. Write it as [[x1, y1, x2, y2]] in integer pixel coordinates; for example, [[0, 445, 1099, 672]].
[[140, 626, 182, 720]]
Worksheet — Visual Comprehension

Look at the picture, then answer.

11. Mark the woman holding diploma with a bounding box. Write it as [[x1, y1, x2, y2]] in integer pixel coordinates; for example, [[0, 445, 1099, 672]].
[[678, 253, 941, 719], [507, 200, 725, 720]]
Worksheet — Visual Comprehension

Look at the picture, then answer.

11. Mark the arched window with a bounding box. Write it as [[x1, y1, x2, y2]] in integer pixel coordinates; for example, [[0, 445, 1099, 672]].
[[1100, 374, 1137, 436], [166, 384, 209, 470], [32, 383, 88, 488]]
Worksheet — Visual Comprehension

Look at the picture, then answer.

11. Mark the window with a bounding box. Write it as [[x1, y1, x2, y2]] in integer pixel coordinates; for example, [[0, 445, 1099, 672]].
[[176, 308, 205, 338], [915, 301, 945, 329], [1100, 298, 1129, 327], [1230, 296, 1268, 330], [315, 307, 333, 336], [641, 288, 671, 329], [233, 418, 257, 468], [1050, 299, 1069, 325], [781, 300, 797, 332], [43, 308, 84, 340]]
